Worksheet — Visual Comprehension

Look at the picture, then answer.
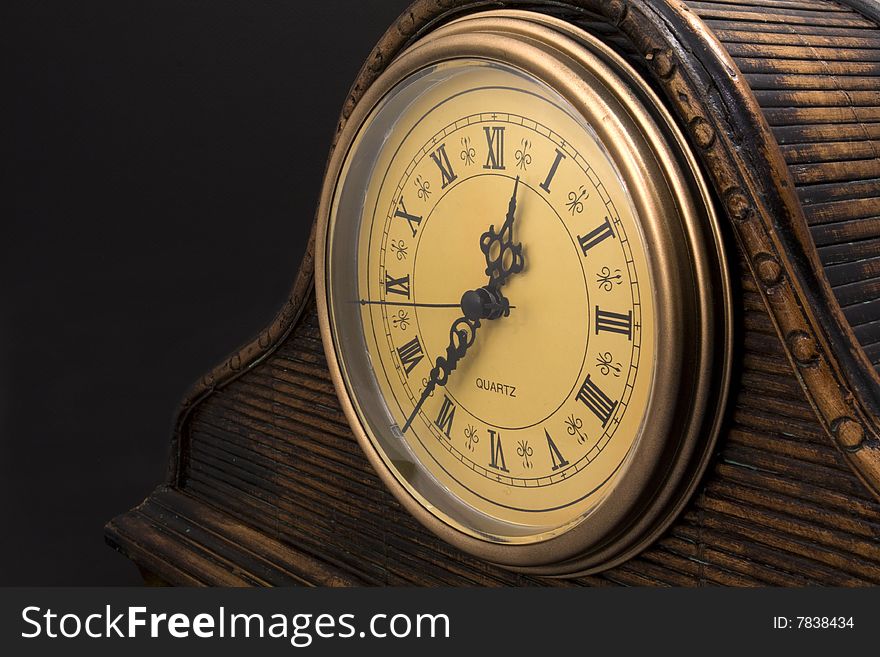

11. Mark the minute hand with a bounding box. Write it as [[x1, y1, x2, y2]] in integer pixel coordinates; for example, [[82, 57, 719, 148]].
[[402, 313, 479, 433], [400, 284, 509, 432]]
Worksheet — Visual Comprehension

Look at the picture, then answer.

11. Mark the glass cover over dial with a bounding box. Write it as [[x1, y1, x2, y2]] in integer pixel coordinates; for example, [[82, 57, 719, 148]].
[[324, 58, 658, 544]]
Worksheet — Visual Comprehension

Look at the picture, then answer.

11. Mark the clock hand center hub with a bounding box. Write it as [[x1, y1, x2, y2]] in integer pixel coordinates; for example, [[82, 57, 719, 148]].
[[460, 287, 510, 322]]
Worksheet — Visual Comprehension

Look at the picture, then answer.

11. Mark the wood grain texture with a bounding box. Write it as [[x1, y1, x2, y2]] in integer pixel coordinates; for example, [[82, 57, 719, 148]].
[[697, 0, 880, 375], [106, 278, 880, 586], [106, 0, 880, 585]]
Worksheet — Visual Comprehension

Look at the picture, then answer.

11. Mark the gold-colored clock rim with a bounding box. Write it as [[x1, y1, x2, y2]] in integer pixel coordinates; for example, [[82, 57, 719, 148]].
[[315, 10, 733, 575]]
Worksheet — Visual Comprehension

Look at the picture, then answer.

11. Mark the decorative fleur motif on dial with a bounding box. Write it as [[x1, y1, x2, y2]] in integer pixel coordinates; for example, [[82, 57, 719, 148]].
[[390, 239, 408, 261], [515, 138, 532, 171], [392, 309, 410, 331], [414, 175, 431, 201], [565, 414, 587, 445], [596, 266, 622, 292], [596, 351, 622, 377], [420, 377, 435, 398], [464, 424, 479, 452], [517, 439, 533, 469], [460, 137, 476, 166], [566, 185, 589, 215]]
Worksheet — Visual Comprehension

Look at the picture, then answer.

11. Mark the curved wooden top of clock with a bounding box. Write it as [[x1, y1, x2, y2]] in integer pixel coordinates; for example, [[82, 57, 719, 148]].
[[171, 0, 880, 498]]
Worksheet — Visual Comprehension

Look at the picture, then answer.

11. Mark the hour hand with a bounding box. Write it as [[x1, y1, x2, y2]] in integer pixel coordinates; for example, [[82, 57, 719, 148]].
[[480, 176, 524, 293], [401, 286, 508, 433]]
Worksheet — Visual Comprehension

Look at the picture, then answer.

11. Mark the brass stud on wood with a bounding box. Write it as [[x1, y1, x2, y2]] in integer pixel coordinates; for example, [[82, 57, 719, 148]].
[[648, 49, 676, 79], [832, 417, 866, 452], [689, 117, 716, 149], [606, 0, 628, 25], [754, 253, 783, 289], [725, 189, 753, 223], [788, 330, 819, 368]]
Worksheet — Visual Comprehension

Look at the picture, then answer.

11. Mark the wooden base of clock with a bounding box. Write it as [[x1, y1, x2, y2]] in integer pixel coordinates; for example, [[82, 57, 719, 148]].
[[106, 0, 880, 585]]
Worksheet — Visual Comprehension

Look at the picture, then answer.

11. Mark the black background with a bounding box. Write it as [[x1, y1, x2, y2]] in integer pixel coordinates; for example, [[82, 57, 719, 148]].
[[3, 0, 410, 585]]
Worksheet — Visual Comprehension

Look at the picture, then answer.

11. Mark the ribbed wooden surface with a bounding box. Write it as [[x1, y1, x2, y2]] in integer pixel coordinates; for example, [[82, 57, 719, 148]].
[[691, 0, 880, 371], [153, 269, 879, 586]]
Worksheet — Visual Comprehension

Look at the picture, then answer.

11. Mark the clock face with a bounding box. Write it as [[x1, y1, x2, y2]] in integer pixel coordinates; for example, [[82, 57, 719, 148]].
[[317, 12, 729, 571], [327, 59, 653, 538]]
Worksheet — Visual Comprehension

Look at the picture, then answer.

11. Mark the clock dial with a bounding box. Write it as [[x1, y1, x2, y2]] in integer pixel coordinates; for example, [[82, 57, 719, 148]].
[[355, 63, 653, 533], [327, 59, 654, 538], [317, 13, 730, 572]]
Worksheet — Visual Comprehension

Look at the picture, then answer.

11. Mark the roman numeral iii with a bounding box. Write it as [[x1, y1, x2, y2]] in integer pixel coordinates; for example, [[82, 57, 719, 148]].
[[430, 143, 458, 189], [483, 126, 505, 170], [435, 395, 456, 438], [577, 216, 615, 256], [396, 336, 424, 376], [595, 307, 633, 340], [576, 374, 618, 427]]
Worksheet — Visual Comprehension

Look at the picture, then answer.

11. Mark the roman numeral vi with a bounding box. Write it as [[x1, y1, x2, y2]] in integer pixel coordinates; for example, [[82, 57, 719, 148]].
[[488, 430, 509, 472]]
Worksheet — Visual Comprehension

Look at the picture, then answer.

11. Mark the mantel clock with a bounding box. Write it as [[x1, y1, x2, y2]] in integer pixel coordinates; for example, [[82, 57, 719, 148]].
[[316, 14, 731, 574], [108, 0, 880, 586]]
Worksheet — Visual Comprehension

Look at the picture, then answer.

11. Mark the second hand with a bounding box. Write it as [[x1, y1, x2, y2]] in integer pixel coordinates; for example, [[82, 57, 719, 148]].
[[358, 299, 516, 309]]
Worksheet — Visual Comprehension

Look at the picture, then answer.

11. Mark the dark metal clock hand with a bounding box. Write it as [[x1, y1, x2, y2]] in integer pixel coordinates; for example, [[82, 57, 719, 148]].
[[358, 300, 463, 309], [401, 286, 509, 433], [480, 176, 525, 297], [402, 314, 477, 433], [402, 179, 523, 433], [358, 298, 516, 310]]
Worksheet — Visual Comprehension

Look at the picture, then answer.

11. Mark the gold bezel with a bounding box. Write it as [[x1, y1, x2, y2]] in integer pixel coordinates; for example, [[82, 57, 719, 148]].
[[315, 11, 732, 575]]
